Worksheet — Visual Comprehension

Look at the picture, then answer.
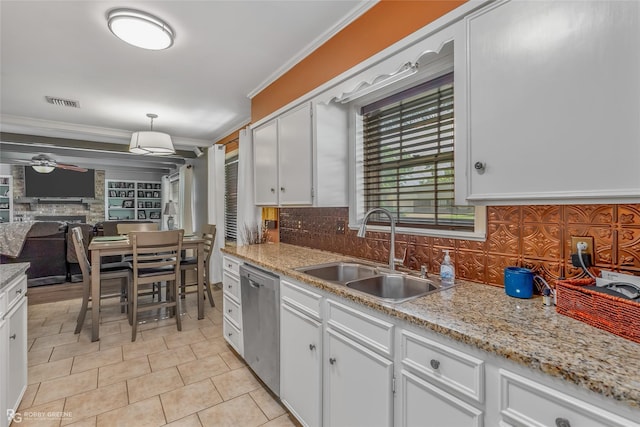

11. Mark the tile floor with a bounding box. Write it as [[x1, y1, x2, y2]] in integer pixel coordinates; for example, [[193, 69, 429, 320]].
[[17, 286, 297, 427]]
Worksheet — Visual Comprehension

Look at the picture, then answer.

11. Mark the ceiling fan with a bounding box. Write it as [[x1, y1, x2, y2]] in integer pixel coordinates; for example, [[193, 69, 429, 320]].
[[18, 154, 88, 173]]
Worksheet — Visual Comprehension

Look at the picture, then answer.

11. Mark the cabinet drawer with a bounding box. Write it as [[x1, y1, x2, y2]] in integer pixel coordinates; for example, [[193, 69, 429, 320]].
[[223, 256, 241, 276], [401, 329, 484, 404], [281, 279, 322, 320], [326, 299, 394, 358], [223, 271, 241, 303], [223, 295, 242, 329], [499, 369, 639, 427], [223, 318, 243, 357], [5, 275, 27, 313]]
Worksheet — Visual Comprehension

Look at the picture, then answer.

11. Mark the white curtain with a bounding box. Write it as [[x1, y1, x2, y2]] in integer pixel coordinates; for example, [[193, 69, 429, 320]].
[[236, 126, 261, 245], [208, 145, 226, 283], [178, 165, 194, 234]]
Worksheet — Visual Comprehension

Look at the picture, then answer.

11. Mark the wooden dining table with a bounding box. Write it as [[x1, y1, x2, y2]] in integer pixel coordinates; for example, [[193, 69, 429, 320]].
[[87, 234, 206, 342]]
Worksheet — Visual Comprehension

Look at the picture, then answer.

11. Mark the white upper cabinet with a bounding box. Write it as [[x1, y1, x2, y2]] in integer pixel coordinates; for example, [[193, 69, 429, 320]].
[[253, 101, 348, 207], [254, 103, 313, 206], [456, 0, 640, 204], [254, 119, 283, 206]]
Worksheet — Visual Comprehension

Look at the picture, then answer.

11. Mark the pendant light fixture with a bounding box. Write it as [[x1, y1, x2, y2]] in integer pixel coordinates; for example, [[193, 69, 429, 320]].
[[129, 113, 175, 156], [107, 9, 174, 50]]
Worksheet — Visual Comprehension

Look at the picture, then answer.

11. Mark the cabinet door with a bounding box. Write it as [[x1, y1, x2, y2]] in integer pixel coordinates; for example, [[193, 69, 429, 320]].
[[253, 120, 279, 205], [400, 370, 483, 427], [280, 304, 322, 427], [278, 103, 313, 205], [6, 297, 27, 416], [324, 329, 394, 427], [0, 317, 7, 427], [463, 0, 640, 203]]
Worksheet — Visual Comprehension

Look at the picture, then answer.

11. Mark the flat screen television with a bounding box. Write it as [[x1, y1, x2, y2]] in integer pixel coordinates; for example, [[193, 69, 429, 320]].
[[24, 167, 96, 198]]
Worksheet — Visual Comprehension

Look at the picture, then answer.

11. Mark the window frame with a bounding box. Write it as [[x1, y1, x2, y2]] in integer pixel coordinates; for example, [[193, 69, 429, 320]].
[[347, 55, 486, 241]]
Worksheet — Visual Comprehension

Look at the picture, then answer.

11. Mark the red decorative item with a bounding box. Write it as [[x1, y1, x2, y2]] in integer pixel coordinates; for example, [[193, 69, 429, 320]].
[[555, 278, 640, 344]]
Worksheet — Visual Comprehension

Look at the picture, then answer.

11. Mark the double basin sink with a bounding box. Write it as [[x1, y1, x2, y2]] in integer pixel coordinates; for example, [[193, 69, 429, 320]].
[[295, 261, 444, 303]]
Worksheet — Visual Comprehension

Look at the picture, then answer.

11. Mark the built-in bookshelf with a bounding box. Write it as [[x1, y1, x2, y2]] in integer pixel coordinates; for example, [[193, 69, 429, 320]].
[[105, 180, 162, 222], [0, 175, 13, 223]]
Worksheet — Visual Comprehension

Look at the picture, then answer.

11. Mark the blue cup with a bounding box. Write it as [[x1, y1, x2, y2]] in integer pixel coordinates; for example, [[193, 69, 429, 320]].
[[504, 267, 534, 299]]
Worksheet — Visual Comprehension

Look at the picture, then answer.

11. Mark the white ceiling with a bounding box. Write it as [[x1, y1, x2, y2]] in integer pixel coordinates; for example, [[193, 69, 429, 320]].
[[0, 0, 373, 157]]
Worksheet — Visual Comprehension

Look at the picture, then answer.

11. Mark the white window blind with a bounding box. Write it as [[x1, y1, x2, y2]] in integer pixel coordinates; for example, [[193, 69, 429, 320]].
[[361, 72, 474, 230], [224, 154, 238, 241]]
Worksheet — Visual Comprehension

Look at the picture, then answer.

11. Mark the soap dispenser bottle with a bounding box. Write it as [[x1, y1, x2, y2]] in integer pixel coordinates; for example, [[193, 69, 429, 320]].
[[440, 250, 455, 286]]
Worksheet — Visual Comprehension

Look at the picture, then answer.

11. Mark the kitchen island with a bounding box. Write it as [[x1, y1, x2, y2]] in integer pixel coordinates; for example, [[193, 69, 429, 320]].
[[222, 242, 640, 425]]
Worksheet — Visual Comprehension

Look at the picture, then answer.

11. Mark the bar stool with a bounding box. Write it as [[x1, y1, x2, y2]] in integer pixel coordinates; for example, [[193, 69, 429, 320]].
[[180, 224, 216, 307], [129, 229, 183, 341]]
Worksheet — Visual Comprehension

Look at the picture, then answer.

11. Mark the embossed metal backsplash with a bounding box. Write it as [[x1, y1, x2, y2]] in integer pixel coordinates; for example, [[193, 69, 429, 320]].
[[279, 205, 640, 287]]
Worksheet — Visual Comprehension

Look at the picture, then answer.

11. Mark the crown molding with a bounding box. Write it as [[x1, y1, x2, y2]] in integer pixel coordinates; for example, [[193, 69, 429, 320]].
[[247, 0, 379, 99]]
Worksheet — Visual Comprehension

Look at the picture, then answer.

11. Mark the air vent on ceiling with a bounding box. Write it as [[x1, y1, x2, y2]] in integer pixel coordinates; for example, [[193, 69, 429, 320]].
[[45, 96, 80, 108]]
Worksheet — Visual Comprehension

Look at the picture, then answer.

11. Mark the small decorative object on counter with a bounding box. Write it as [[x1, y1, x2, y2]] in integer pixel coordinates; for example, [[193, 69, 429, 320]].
[[504, 267, 533, 298], [440, 250, 455, 286]]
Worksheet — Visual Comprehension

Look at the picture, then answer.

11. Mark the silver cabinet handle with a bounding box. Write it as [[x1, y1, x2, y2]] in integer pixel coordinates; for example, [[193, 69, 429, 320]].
[[227, 332, 233, 337], [227, 284, 232, 288], [329, 357, 336, 365], [309, 344, 316, 351], [270, 188, 275, 193], [555, 418, 570, 427], [430, 359, 440, 369], [16, 288, 22, 294], [227, 309, 232, 314], [280, 187, 285, 192], [9, 334, 17, 340]]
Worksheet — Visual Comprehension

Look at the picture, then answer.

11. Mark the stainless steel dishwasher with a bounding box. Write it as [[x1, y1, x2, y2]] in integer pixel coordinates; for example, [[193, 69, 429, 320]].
[[240, 263, 280, 396]]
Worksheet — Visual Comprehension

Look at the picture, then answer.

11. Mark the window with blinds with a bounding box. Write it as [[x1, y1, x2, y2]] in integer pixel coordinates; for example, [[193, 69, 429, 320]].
[[361, 72, 474, 230], [224, 154, 238, 241]]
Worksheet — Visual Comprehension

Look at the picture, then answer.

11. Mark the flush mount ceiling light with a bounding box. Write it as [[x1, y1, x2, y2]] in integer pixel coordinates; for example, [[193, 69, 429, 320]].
[[129, 113, 175, 156], [107, 8, 174, 50]]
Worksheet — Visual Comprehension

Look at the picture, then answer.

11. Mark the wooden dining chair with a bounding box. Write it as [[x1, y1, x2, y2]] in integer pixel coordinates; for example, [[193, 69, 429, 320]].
[[179, 224, 216, 307], [71, 227, 131, 334], [129, 230, 184, 341]]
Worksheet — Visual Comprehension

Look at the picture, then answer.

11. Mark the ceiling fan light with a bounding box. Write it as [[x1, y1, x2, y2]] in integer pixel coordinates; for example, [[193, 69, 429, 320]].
[[107, 9, 174, 50], [130, 131, 175, 156], [32, 165, 55, 173]]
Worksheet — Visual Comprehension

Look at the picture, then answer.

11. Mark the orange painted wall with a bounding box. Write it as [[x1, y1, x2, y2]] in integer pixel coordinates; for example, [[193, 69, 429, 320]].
[[251, 0, 466, 122]]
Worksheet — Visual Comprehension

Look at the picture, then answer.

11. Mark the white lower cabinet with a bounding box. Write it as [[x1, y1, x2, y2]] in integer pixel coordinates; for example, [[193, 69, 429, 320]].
[[0, 316, 6, 427], [2, 273, 28, 427], [6, 297, 27, 418], [280, 303, 322, 427], [273, 274, 640, 427], [222, 256, 243, 356], [400, 369, 483, 427], [498, 369, 639, 427], [324, 328, 394, 427], [399, 328, 485, 427]]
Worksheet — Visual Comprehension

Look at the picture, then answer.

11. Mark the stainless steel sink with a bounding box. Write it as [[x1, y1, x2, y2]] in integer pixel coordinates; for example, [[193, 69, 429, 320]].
[[295, 262, 377, 284], [346, 274, 438, 303], [296, 261, 443, 303]]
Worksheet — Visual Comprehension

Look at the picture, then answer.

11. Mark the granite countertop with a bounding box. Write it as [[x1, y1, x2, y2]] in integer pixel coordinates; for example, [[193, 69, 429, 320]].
[[0, 262, 30, 291], [222, 243, 640, 409]]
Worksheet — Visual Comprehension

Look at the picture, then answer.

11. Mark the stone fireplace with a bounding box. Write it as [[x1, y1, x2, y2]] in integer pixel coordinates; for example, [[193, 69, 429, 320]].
[[11, 166, 105, 224]]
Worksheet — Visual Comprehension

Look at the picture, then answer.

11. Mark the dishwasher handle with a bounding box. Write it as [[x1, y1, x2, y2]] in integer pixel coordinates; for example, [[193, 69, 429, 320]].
[[248, 279, 263, 289]]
